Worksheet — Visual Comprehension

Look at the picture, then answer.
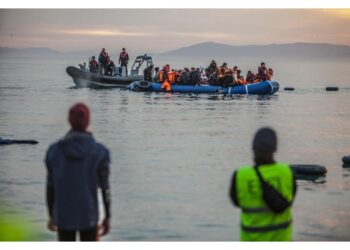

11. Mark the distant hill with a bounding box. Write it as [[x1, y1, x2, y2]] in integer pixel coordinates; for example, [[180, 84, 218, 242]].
[[159, 42, 350, 58], [0, 47, 95, 58], [1, 42, 350, 59]]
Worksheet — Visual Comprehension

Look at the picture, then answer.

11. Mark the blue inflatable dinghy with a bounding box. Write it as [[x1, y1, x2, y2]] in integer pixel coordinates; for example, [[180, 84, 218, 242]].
[[128, 80, 279, 95]]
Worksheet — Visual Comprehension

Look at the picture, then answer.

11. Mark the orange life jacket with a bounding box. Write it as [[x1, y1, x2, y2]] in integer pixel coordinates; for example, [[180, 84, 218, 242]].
[[167, 71, 175, 83], [161, 80, 172, 91], [159, 71, 165, 82]]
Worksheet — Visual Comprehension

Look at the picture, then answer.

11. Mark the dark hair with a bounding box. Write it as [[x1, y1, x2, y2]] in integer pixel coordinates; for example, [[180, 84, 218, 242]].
[[253, 127, 277, 153]]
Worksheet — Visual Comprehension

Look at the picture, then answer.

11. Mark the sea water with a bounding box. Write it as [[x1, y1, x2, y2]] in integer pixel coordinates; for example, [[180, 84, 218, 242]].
[[0, 54, 349, 241]]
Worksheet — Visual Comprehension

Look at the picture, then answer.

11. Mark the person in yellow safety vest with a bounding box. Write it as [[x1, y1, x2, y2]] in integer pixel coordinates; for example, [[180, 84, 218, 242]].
[[161, 65, 175, 91], [229, 127, 297, 241]]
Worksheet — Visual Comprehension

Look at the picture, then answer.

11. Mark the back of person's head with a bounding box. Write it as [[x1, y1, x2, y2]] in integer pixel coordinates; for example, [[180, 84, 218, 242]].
[[252, 127, 277, 153], [261, 62, 265, 66], [237, 69, 241, 74], [155, 67, 159, 71], [68, 103, 90, 132], [233, 66, 238, 70], [102, 48, 105, 51], [92, 56, 95, 59], [122, 48, 126, 51]]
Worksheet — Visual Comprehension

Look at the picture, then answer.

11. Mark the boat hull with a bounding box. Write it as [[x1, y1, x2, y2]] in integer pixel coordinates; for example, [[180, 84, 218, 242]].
[[128, 81, 279, 95], [66, 66, 143, 88]]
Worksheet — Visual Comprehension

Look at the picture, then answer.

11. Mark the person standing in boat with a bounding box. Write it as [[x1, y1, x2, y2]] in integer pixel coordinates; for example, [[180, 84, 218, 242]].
[[89, 56, 99, 73], [45, 103, 111, 241], [229, 127, 297, 241], [119, 48, 129, 76], [98, 48, 109, 75]]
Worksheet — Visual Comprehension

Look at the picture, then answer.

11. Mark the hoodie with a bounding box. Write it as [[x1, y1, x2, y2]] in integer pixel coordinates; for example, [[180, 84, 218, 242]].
[[45, 131, 110, 230]]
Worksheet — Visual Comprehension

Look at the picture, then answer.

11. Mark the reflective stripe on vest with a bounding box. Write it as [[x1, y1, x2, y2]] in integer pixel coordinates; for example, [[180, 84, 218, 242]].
[[241, 220, 292, 233]]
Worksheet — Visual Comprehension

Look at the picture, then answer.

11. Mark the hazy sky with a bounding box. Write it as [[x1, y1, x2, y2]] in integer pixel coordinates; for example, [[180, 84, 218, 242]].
[[0, 9, 349, 54]]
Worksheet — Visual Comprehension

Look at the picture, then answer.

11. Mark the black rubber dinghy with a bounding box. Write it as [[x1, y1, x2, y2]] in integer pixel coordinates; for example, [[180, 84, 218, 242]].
[[342, 155, 350, 168], [290, 164, 327, 178], [325, 87, 339, 91], [0, 138, 38, 145]]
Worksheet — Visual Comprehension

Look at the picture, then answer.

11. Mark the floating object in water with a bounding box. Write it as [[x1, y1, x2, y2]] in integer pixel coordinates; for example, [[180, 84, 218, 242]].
[[284, 87, 295, 91], [325, 87, 339, 91], [0, 138, 38, 145], [290, 164, 327, 180], [129, 81, 279, 95], [342, 155, 350, 168]]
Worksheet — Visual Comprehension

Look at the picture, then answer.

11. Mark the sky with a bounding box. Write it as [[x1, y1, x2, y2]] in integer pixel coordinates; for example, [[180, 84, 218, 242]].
[[0, 9, 350, 54]]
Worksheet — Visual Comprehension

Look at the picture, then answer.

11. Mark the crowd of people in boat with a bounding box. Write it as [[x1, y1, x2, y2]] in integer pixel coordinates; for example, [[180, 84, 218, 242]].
[[143, 60, 273, 90], [87, 47, 273, 87], [88, 47, 129, 76]]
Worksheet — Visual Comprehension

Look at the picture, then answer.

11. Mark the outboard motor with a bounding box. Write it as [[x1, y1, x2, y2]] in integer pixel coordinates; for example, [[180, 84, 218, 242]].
[[128, 81, 152, 91]]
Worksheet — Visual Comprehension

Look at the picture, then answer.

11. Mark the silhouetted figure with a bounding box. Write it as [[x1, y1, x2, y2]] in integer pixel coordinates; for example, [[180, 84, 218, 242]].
[[229, 127, 297, 241], [119, 48, 129, 76], [45, 103, 111, 241]]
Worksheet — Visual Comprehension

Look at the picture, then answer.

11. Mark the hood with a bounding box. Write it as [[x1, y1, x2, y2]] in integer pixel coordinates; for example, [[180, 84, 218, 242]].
[[59, 131, 94, 160]]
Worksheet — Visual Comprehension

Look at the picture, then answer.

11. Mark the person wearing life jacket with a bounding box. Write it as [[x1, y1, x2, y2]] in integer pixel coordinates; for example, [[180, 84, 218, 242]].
[[267, 68, 274, 81], [89, 56, 98, 73], [161, 64, 175, 91], [246, 70, 255, 84], [158, 65, 168, 82], [105, 56, 115, 76], [229, 127, 297, 241], [143, 64, 154, 81], [98, 48, 109, 75], [257, 62, 268, 81], [119, 48, 129, 76], [236, 69, 246, 85], [219, 62, 228, 75]]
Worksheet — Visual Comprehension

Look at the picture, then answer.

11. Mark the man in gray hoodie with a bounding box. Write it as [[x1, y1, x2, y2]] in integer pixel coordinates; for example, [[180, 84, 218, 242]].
[[45, 103, 111, 241]]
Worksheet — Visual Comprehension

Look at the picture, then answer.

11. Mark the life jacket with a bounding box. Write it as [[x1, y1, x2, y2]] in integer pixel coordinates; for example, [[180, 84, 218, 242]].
[[167, 71, 175, 83], [161, 80, 172, 91], [98, 52, 108, 64], [258, 66, 267, 81], [159, 70, 167, 82], [119, 52, 129, 61], [235, 163, 294, 241]]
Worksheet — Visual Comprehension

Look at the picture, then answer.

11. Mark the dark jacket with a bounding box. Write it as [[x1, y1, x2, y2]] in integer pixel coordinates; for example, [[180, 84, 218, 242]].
[[45, 131, 110, 230]]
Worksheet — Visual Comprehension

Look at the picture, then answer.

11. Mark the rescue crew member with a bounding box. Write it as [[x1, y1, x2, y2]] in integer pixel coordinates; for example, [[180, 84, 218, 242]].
[[45, 103, 111, 241], [119, 48, 129, 76], [143, 64, 154, 81], [105, 56, 115, 76], [229, 127, 297, 241], [98, 48, 109, 75], [89, 56, 98, 73]]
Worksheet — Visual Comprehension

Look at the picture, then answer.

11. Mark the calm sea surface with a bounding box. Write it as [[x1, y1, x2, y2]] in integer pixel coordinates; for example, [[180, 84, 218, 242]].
[[0, 54, 349, 241]]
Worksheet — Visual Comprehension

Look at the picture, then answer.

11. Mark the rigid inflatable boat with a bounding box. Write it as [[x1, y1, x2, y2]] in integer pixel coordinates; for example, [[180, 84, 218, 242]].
[[66, 54, 153, 88], [128, 80, 279, 95]]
